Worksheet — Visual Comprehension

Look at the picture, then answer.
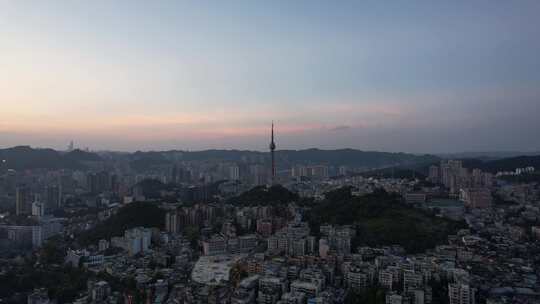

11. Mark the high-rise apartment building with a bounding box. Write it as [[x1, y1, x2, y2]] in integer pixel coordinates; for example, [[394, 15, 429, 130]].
[[46, 185, 62, 210], [16, 185, 31, 215], [229, 165, 240, 181], [448, 283, 475, 304]]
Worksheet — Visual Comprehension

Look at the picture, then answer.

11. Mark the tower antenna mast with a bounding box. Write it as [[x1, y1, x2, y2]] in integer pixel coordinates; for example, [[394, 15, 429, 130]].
[[269, 121, 276, 184]]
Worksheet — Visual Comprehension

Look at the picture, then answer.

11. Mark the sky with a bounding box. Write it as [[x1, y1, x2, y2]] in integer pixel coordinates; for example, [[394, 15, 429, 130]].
[[1, 1, 539, 153]]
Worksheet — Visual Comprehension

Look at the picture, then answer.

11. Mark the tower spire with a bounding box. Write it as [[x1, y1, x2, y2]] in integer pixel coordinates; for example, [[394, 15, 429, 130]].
[[271, 121, 274, 146], [269, 121, 276, 183]]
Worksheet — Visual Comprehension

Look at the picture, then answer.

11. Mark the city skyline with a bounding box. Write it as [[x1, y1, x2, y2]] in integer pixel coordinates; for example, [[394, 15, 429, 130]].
[[1, 3, 539, 302], [2, 1, 540, 153]]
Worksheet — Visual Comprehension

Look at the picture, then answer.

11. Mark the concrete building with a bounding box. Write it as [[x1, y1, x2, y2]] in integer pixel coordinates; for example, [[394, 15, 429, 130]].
[[280, 292, 306, 304], [89, 281, 111, 302], [288, 238, 306, 256], [346, 264, 375, 291], [98, 239, 109, 252], [16, 185, 31, 215], [310, 165, 329, 179], [232, 275, 259, 304], [428, 165, 439, 183], [379, 269, 394, 290], [1, 218, 62, 249], [165, 211, 180, 234], [239, 234, 258, 252], [125, 227, 152, 255], [32, 201, 45, 218], [258, 276, 287, 304], [111, 227, 152, 256], [229, 165, 240, 181], [267, 221, 310, 256], [409, 289, 425, 304], [202, 234, 227, 256], [257, 219, 273, 237], [405, 193, 427, 204], [460, 188, 492, 209], [191, 254, 246, 286], [403, 270, 424, 293], [27, 288, 50, 304], [32, 220, 63, 248], [448, 283, 476, 304], [46, 185, 62, 210], [318, 239, 330, 258], [386, 292, 403, 304], [65, 249, 104, 268], [531, 226, 540, 240]]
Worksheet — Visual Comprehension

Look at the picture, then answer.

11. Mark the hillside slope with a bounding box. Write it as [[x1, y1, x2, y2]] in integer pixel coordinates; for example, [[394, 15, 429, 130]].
[[0, 146, 102, 170]]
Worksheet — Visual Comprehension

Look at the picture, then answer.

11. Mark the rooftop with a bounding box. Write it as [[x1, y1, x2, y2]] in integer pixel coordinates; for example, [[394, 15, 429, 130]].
[[191, 254, 246, 286]]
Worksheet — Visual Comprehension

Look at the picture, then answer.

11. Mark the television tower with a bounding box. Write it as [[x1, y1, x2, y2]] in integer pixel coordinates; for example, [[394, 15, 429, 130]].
[[269, 121, 276, 183]]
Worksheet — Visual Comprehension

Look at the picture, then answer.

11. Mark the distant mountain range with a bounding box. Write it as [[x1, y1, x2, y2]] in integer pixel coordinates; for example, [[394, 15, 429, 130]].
[[437, 151, 540, 160], [0, 146, 437, 171], [2, 146, 537, 174], [460, 155, 540, 173], [366, 154, 540, 178], [107, 148, 440, 171]]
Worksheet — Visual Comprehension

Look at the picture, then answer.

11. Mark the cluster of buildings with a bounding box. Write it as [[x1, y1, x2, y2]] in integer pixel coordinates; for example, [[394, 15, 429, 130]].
[[165, 204, 220, 233], [496, 166, 536, 177], [14, 184, 63, 216], [0, 216, 63, 249], [1, 138, 539, 304], [188, 218, 480, 304], [291, 165, 330, 181], [267, 219, 314, 257], [110, 227, 153, 256], [201, 233, 258, 256], [459, 188, 493, 209], [319, 225, 355, 257], [428, 160, 493, 195], [5, 169, 539, 304]]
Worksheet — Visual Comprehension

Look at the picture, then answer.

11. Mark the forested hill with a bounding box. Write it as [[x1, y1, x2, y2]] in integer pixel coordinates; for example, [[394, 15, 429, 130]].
[[0, 146, 102, 170], [306, 188, 466, 253], [228, 184, 465, 253], [228, 185, 299, 206], [78, 202, 165, 246]]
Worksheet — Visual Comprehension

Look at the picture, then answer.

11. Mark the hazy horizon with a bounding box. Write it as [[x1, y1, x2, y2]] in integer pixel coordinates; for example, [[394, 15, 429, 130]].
[[3, 144, 540, 158], [2, 1, 540, 153]]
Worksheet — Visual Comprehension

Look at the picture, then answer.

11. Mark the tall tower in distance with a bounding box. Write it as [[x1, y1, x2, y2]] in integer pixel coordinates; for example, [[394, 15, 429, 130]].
[[68, 140, 74, 152], [269, 121, 276, 183]]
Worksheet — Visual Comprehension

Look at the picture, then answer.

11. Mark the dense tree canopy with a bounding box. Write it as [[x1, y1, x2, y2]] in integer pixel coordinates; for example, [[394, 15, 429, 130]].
[[78, 202, 165, 246], [306, 188, 466, 253], [228, 185, 299, 206]]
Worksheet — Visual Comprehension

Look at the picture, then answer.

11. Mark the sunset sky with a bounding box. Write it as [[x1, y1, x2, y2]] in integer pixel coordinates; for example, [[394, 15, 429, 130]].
[[1, 1, 539, 153]]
